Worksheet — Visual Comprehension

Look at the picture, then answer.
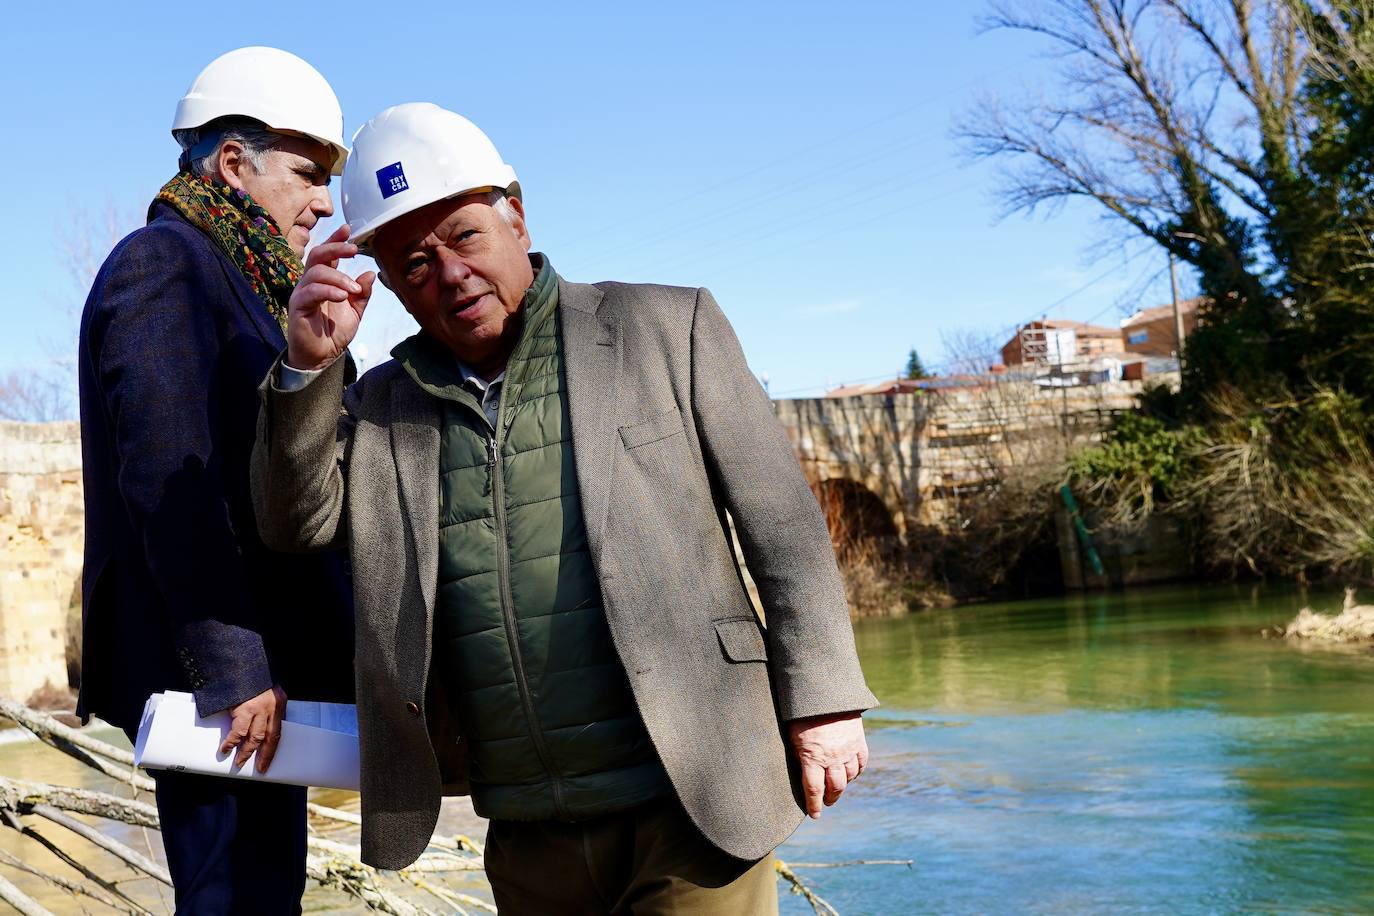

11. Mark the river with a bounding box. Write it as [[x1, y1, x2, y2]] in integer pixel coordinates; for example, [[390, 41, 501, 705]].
[[2, 584, 1372, 913], [778, 583, 1374, 913]]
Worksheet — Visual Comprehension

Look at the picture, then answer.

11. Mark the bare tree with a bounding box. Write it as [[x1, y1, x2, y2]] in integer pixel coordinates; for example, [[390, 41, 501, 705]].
[[966, 0, 1303, 281], [3, 204, 138, 423], [939, 326, 1010, 376], [0, 372, 70, 423], [958, 0, 1374, 397], [969, 1, 1374, 397]]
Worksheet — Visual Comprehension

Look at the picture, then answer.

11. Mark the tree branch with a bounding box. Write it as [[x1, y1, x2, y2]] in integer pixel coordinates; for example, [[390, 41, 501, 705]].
[[0, 872, 52, 916]]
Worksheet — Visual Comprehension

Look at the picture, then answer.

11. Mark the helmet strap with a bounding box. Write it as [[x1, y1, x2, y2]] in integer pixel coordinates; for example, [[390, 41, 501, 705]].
[[179, 132, 224, 173]]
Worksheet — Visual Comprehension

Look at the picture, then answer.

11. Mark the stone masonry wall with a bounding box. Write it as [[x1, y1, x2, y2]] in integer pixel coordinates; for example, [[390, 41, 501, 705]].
[[773, 376, 1169, 537], [0, 421, 83, 702]]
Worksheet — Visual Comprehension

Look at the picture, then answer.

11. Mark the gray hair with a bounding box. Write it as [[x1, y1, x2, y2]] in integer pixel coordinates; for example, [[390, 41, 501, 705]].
[[173, 117, 284, 178]]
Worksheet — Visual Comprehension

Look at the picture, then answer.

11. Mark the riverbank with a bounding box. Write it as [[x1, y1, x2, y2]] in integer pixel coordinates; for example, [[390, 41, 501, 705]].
[[1067, 385, 1374, 583], [827, 385, 1374, 618], [0, 720, 494, 913]]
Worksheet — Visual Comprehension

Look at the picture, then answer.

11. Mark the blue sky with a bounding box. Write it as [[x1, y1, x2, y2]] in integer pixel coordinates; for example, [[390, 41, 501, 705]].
[[2, 1, 1178, 400]]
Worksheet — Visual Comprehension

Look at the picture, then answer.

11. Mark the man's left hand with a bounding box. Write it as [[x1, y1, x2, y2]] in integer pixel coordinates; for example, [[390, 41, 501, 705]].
[[220, 685, 288, 772], [788, 711, 868, 818]]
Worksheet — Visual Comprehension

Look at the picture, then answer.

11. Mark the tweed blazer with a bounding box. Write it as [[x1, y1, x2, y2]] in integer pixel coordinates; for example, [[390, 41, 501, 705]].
[[251, 276, 877, 869]]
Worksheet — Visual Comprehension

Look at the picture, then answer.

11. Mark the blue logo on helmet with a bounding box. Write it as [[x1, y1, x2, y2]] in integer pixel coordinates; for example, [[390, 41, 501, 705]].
[[376, 162, 409, 199]]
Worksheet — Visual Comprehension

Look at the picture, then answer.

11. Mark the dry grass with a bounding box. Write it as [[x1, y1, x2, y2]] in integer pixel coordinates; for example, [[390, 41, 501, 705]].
[[23, 682, 79, 728], [1281, 588, 1374, 642], [1173, 386, 1374, 579], [811, 479, 957, 615], [837, 544, 910, 618], [812, 481, 915, 617], [1282, 428, 1374, 576]]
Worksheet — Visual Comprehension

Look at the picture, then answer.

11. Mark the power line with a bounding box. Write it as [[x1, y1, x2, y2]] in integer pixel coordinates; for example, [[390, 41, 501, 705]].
[[576, 60, 1028, 243], [576, 135, 941, 272], [921, 246, 1162, 373], [637, 165, 973, 280], [768, 243, 1156, 397]]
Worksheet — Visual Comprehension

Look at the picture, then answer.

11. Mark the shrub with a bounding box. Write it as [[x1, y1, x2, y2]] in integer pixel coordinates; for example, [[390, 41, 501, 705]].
[[1068, 411, 1202, 524]]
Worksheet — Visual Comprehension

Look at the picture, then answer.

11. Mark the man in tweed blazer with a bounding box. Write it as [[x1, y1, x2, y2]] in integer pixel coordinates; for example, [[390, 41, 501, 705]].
[[252, 104, 876, 914]]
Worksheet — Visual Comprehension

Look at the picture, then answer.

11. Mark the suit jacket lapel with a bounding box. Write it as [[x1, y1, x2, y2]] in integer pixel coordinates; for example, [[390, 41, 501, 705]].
[[389, 375, 441, 643], [156, 209, 285, 350], [212, 250, 287, 349], [559, 279, 619, 569]]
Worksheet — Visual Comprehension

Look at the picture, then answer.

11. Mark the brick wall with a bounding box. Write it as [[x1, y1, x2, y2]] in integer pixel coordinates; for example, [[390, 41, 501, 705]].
[[1122, 311, 1199, 357]]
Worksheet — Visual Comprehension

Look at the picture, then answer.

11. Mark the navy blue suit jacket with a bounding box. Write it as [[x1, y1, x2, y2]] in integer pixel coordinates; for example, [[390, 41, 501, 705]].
[[77, 202, 354, 731]]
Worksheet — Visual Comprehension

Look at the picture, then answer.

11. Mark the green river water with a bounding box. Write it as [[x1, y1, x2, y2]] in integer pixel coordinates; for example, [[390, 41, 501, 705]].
[[777, 583, 1374, 914], [2, 583, 1372, 913]]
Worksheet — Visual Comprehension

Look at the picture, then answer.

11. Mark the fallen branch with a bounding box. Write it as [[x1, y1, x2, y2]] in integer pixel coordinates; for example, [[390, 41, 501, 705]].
[[775, 858, 840, 916], [0, 872, 50, 916], [305, 854, 422, 915], [4, 779, 158, 828], [0, 701, 153, 793], [308, 801, 361, 825], [0, 849, 149, 914], [784, 859, 913, 868], [0, 700, 135, 766], [28, 804, 171, 886], [430, 833, 484, 856], [402, 871, 497, 914], [0, 812, 148, 912]]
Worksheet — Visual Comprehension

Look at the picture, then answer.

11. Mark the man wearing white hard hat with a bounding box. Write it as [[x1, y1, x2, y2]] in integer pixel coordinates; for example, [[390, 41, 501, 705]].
[[253, 102, 875, 913], [78, 47, 354, 912]]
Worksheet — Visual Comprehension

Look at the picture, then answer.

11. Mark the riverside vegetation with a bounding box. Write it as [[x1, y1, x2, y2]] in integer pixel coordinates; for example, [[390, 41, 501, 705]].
[[984, 1, 1374, 586], [998, 0, 1374, 588], [826, 2, 1374, 614], [1069, 384, 1374, 581]]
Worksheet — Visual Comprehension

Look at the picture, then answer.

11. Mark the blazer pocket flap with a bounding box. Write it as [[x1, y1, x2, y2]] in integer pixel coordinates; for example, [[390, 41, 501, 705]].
[[619, 407, 684, 450], [714, 617, 768, 663]]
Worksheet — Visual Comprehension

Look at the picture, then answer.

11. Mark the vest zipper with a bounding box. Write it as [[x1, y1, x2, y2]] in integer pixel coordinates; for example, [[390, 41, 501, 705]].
[[489, 427, 568, 818]]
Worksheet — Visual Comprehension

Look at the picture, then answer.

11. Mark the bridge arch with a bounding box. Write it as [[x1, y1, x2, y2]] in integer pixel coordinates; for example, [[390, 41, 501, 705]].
[[812, 476, 902, 558]]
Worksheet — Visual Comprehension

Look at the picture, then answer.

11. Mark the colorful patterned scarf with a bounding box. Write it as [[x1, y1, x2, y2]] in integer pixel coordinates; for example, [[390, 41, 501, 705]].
[[150, 172, 303, 332]]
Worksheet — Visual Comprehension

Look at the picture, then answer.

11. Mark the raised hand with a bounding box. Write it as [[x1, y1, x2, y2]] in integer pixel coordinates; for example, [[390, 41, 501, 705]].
[[788, 711, 868, 818], [286, 224, 375, 371]]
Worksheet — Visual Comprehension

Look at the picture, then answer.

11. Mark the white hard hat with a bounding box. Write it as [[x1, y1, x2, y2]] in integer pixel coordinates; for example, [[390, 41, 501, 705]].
[[173, 47, 348, 175], [342, 102, 520, 249]]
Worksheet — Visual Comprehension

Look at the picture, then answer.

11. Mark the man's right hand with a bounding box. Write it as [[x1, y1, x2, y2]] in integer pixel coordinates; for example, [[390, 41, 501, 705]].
[[286, 224, 375, 371], [220, 684, 288, 772]]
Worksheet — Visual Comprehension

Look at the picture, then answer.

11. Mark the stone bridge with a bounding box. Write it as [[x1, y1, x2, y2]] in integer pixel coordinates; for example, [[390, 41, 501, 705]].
[[772, 378, 1157, 545]]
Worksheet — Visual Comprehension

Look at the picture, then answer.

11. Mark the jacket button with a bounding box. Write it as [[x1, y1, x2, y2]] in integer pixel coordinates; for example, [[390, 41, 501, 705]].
[[405, 701, 421, 717]]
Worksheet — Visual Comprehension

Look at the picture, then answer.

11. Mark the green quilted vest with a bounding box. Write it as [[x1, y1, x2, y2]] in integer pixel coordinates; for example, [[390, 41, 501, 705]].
[[394, 256, 670, 821]]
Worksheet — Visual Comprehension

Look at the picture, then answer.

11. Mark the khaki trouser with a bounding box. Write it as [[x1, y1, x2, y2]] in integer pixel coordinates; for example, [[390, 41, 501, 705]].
[[483, 797, 778, 915]]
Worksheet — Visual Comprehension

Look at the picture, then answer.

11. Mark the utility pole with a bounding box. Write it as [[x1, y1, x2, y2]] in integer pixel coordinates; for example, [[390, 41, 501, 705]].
[[1168, 253, 1187, 365]]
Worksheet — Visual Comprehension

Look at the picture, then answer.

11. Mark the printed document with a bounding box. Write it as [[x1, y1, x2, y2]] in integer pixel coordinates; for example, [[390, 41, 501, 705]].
[[134, 691, 360, 790]]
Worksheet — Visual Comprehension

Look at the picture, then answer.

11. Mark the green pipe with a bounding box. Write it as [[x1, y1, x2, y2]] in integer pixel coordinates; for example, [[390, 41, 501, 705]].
[[1060, 485, 1106, 577]]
